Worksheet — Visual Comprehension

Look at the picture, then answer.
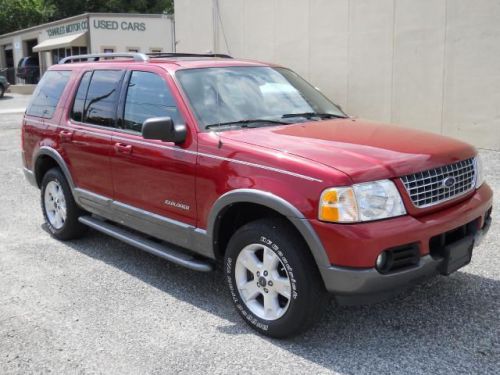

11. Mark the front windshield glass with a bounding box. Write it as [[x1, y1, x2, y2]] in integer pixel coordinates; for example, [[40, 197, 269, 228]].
[[176, 66, 347, 130]]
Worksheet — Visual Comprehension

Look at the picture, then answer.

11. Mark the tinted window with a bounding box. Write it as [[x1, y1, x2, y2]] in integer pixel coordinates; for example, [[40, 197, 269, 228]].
[[122, 71, 181, 132], [26, 70, 71, 119], [71, 71, 92, 122], [83, 70, 123, 127]]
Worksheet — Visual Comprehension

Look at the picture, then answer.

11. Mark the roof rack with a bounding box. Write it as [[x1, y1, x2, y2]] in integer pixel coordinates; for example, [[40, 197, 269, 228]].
[[59, 52, 149, 64], [146, 52, 233, 59]]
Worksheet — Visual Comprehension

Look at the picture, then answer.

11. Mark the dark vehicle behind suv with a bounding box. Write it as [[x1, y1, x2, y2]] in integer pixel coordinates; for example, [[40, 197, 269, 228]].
[[0, 74, 9, 97], [16, 56, 40, 84]]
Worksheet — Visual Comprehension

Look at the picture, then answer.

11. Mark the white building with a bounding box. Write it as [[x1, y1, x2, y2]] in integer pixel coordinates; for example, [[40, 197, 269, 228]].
[[175, 0, 500, 151], [0, 13, 174, 84]]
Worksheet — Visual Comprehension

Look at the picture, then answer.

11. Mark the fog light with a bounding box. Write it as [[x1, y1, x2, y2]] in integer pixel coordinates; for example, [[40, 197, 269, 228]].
[[376, 251, 388, 271]]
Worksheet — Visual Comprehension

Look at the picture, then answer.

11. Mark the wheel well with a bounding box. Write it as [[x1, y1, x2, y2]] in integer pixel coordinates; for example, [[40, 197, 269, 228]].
[[213, 202, 302, 260], [34, 155, 59, 187]]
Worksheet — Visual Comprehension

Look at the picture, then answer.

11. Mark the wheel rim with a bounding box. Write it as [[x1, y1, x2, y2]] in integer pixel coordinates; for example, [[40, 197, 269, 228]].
[[235, 243, 292, 321], [44, 180, 67, 230]]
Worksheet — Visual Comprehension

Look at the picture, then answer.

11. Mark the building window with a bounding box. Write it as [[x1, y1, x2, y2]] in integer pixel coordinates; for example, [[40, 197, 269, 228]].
[[149, 48, 162, 53], [127, 47, 139, 53], [51, 46, 87, 64], [102, 48, 115, 54], [72, 46, 87, 56]]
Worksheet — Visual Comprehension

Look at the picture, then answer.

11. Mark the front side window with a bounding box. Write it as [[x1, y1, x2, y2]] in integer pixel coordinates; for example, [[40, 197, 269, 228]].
[[26, 70, 71, 119], [71, 70, 123, 127], [176, 66, 346, 131], [121, 71, 181, 133]]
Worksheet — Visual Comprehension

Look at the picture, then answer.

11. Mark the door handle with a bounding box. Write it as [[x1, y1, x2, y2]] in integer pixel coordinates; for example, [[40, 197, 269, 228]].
[[114, 142, 133, 155], [59, 130, 73, 142]]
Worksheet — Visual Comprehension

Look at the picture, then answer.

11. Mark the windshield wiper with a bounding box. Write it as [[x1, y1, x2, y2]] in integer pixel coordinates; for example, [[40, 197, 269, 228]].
[[281, 112, 348, 120], [206, 119, 289, 130]]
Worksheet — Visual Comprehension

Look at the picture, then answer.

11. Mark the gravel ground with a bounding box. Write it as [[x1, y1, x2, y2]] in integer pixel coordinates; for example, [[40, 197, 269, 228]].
[[0, 96, 499, 374]]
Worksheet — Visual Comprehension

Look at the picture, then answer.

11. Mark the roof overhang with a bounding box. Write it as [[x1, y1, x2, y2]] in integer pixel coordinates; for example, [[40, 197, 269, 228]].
[[33, 32, 87, 52]]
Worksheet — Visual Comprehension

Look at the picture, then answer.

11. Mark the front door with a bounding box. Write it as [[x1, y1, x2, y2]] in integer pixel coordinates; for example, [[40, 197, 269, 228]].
[[110, 69, 197, 245]]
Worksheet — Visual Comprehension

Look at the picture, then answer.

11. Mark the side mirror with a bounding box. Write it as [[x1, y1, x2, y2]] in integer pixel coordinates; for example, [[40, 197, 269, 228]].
[[142, 117, 187, 144]]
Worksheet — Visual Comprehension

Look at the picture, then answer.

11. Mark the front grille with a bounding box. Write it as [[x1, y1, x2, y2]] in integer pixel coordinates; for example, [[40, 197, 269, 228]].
[[401, 158, 476, 208]]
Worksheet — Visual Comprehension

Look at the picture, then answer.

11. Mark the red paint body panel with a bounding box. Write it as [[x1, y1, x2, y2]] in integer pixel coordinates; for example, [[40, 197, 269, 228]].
[[62, 121, 115, 197], [22, 58, 493, 271], [195, 132, 351, 228], [220, 119, 476, 183]]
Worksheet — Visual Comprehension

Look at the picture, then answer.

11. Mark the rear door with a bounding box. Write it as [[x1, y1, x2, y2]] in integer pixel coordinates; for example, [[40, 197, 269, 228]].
[[110, 68, 197, 229], [62, 69, 125, 199]]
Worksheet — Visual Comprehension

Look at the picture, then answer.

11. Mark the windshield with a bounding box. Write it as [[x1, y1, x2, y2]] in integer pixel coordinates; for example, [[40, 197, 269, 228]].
[[176, 66, 347, 131]]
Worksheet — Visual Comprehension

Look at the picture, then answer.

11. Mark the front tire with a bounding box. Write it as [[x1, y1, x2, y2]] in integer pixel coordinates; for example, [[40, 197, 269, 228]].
[[41, 168, 87, 240], [225, 218, 327, 338], [0, 84, 5, 98]]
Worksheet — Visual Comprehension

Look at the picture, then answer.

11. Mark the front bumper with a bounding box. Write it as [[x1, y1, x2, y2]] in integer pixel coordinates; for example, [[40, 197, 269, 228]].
[[314, 184, 493, 305], [322, 216, 490, 305]]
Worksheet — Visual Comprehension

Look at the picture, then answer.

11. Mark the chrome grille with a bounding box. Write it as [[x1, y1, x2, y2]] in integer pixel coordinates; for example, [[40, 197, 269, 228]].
[[401, 158, 476, 208]]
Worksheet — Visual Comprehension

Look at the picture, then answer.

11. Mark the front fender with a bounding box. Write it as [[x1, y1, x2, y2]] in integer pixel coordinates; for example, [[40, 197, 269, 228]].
[[206, 188, 331, 268]]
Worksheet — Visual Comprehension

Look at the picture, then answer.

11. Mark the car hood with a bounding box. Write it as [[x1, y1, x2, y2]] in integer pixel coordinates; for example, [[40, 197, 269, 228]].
[[219, 119, 476, 183]]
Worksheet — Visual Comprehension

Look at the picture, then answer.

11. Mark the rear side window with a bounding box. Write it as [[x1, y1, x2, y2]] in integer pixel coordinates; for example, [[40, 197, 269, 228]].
[[26, 70, 71, 119], [71, 71, 92, 122], [121, 71, 181, 133], [71, 70, 123, 127]]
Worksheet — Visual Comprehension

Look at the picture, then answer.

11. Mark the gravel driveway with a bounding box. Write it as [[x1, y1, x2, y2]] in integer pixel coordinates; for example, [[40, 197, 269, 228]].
[[0, 99, 499, 374]]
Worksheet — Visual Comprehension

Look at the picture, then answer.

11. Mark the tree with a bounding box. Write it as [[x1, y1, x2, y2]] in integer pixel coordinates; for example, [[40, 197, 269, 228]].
[[0, 0, 173, 35], [0, 0, 54, 35], [45, 0, 173, 20]]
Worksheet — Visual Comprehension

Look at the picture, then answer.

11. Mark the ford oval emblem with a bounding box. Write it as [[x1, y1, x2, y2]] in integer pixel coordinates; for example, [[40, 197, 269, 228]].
[[442, 176, 456, 189]]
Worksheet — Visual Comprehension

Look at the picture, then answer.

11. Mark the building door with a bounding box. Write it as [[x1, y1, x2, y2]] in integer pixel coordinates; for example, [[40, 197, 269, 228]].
[[4, 47, 14, 84]]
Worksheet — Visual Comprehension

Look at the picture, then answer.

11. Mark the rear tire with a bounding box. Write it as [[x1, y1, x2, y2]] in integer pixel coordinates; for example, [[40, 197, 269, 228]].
[[0, 84, 5, 98], [225, 218, 327, 338], [41, 168, 87, 240]]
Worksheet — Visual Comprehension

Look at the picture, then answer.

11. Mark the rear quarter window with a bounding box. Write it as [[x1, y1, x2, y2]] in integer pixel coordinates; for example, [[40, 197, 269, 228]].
[[26, 70, 71, 119], [70, 70, 123, 127]]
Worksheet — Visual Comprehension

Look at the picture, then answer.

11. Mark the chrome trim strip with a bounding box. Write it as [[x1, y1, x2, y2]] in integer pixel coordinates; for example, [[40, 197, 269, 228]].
[[196, 152, 322, 182]]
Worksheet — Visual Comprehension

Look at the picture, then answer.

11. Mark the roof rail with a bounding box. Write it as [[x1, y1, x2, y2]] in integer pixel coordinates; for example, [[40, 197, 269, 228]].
[[59, 52, 149, 64], [146, 52, 233, 59]]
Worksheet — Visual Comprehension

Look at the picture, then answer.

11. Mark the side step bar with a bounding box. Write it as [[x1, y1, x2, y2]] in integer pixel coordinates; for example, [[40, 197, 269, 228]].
[[78, 216, 214, 272]]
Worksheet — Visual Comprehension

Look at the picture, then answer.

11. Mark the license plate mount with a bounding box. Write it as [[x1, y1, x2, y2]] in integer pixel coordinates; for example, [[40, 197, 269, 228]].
[[438, 235, 474, 276]]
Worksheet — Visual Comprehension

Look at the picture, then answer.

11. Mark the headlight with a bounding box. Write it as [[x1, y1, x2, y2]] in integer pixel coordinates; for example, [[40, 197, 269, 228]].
[[319, 179, 406, 223], [474, 154, 485, 188]]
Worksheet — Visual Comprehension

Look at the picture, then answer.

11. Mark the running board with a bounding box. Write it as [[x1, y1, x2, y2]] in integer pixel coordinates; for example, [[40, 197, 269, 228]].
[[78, 216, 213, 272]]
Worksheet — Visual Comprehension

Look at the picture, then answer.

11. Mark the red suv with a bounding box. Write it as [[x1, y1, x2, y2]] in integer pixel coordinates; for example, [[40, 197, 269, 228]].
[[22, 53, 493, 338]]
